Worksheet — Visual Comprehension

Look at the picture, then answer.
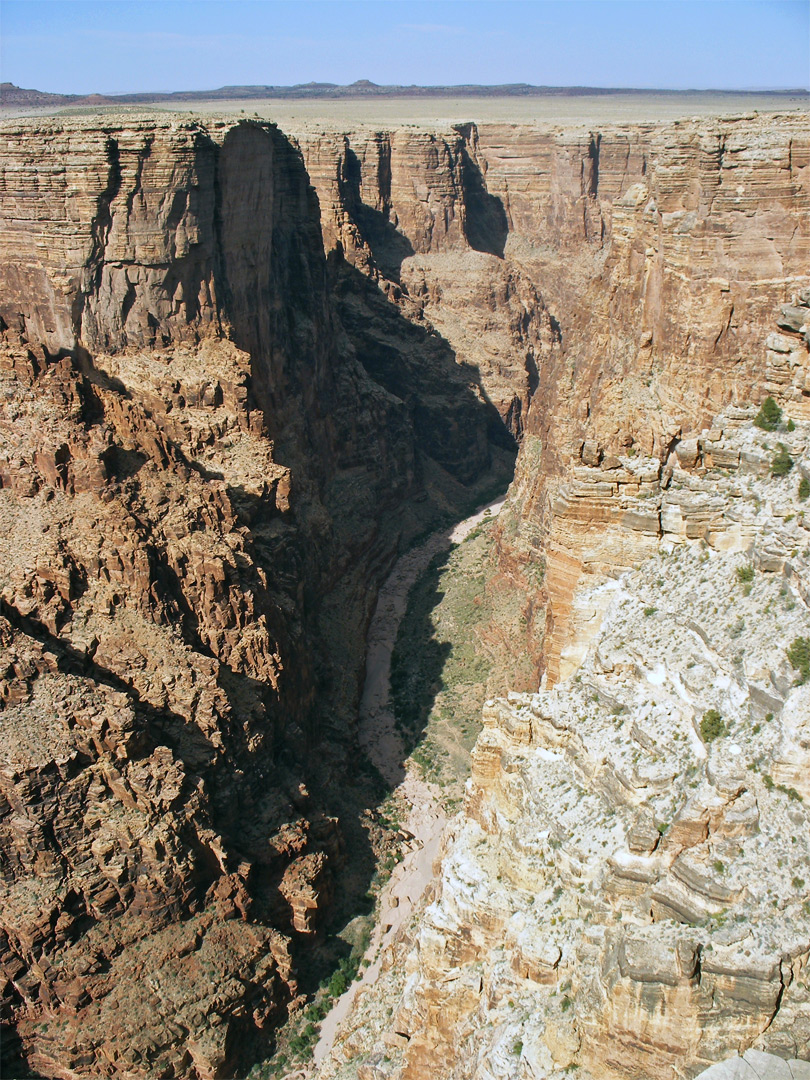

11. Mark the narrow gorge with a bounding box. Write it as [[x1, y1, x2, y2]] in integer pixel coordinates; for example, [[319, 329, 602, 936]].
[[0, 108, 808, 1080]]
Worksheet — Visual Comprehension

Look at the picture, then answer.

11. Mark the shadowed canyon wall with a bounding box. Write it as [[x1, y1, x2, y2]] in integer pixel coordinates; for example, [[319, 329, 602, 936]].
[[301, 114, 810, 1080], [1, 109, 809, 1079]]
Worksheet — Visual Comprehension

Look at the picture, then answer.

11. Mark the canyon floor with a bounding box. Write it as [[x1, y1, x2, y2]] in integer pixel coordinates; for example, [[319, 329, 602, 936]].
[[314, 496, 508, 1065]]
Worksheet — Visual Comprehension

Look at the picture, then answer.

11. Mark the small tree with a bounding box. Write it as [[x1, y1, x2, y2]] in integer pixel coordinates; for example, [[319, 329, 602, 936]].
[[771, 444, 794, 477], [799, 477, 809, 501], [754, 397, 782, 431]]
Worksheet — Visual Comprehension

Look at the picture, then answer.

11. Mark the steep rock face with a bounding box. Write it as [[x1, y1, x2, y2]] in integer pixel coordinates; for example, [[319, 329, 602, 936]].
[[302, 113, 810, 1078], [292, 116, 809, 688], [327, 410, 810, 1080], [0, 116, 505, 1079], [478, 115, 810, 686], [295, 126, 560, 442]]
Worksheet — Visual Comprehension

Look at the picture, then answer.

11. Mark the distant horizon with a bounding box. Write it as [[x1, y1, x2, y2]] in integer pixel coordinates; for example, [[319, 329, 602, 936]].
[[4, 79, 810, 103], [2, 2, 809, 97], [4, 78, 810, 98]]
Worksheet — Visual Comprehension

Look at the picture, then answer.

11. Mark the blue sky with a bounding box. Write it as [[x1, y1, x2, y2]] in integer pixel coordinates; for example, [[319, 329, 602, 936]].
[[2, 1, 808, 95]]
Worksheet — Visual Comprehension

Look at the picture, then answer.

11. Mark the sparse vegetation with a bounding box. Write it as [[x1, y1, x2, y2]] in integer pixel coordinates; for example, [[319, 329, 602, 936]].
[[787, 636, 810, 684], [736, 565, 754, 584], [754, 396, 782, 431], [391, 516, 540, 804], [799, 477, 809, 501], [700, 708, 726, 743]]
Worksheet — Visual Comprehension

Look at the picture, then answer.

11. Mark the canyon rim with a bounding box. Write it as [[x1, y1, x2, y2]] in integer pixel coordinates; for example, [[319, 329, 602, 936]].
[[0, 84, 809, 1080]]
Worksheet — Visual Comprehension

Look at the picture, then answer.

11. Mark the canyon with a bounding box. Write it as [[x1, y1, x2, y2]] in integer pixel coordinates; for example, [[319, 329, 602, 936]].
[[0, 104, 808, 1079]]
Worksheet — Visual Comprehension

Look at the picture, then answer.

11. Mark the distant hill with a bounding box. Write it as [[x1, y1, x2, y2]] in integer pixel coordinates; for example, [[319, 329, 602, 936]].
[[0, 82, 81, 107], [2, 79, 809, 109]]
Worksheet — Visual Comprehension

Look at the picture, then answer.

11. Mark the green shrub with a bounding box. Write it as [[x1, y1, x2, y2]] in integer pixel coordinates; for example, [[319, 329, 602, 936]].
[[736, 565, 754, 584], [772, 444, 794, 477], [787, 636, 810, 684], [644, 606, 657, 617], [787, 418, 796, 432], [799, 477, 809, 501], [754, 396, 782, 431], [701, 708, 726, 743]]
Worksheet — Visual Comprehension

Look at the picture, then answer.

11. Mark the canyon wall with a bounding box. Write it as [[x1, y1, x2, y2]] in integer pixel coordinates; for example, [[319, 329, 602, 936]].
[[328, 400, 810, 1080], [291, 113, 810, 688], [296, 113, 810, 1078], [0, 115, 509, 1079]]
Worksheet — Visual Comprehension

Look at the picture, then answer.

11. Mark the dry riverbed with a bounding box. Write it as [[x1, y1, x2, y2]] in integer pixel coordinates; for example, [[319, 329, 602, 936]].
[[309, 496, 505, 1071]]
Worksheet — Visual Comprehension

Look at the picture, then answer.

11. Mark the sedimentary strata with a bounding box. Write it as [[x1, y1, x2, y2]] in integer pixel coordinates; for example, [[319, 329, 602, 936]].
[[1, 107, 809, 1078], [322, 404, 810, 1080], [302, 114, 810, 1078]]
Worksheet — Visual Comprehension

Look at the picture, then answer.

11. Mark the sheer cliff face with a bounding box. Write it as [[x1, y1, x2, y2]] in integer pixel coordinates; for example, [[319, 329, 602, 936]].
[[301, 115, 810, 687], [477, 116, 810, 686], [0, 116, 506, 1080]]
